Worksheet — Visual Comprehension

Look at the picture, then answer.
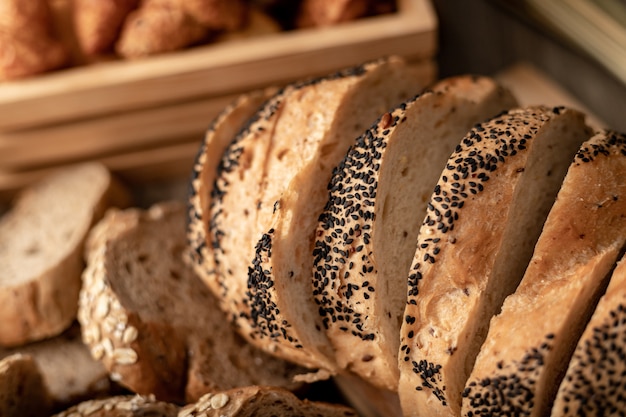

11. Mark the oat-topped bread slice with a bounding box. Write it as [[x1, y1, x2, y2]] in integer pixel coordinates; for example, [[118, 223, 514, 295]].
[[463, 130, 626, 417], [308, 75, 517, 391], [209, 56, 431, 373], [79, 201, 304, 403], [0, 354, 52, 417], [0, 324, 113, 409], [398, 106, 593, 417], [552, 252, 626, 416], [186, 88, 276, 287], [0, 162, 130, 347], [53, 395, 179, 417], [179, 386, 358, 417]]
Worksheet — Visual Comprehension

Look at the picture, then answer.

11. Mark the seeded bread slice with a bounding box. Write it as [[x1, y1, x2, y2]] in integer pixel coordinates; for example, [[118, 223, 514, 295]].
[[79, 201, 304, 403], [0, 353, 52, 417], [0, 324, 113, 409], [179, 386, 358, 417], [0, 162, 131, 347], [552, 252, 626, 416], [53, 395, 179, 417], [209, 56, 432, 373], [463, 130, 626, 417], [309, 75, 517, 391], [186, 88, 276, 287], [398, 106, 593, 417]]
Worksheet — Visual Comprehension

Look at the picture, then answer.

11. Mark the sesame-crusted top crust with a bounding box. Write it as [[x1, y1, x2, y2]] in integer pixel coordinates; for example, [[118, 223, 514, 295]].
[[398, 106, 593, 417], [309, 75, 518, 391], [463, 130, 626, 417], [207, 56, 430, 371]]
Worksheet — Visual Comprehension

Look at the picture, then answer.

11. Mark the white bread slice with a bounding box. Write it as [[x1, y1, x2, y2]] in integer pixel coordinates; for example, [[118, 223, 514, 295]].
[[461, 130, 626, 417], [186, 88, 276, 285], [309, 76, 517, 391], [398, 106, 593, 417], [179, 386, 358, 417], [552, 249, 626, 416], [53, 395, 179, 417], [78, 201, 304, 403], [0, 353, 52, 417], [0, 324, 112, 409], [0, 162, 131, 347], [209, 56, 432, 372]]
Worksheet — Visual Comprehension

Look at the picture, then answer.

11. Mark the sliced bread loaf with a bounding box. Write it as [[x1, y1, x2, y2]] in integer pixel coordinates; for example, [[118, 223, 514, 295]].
[[209, 56, 432, 372], [398, 106, 593, 417], [463, 130, 626, 417], [309, 75, 517, 391], [53, 395, 179, 417], [0, 353, 52, 417], [179, 386, 358, 417], [78, 201, 304, 403], [552, 252, 626, 416], [0, 162, 131, 347], [186, 88, 276, 287]]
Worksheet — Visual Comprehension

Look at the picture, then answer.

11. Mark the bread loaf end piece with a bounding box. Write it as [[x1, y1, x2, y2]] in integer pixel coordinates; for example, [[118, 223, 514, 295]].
[[180, 386, 358, 417], [52, 395, 179, 417], [186, 88, 276, 294], [0, 354, 52, 417], [309, 75, 517, 391], [462, 130, 626, 417], [552, 250, 626, 416], [0, 163, 131, 347], [398, 106, 592, 417], [211, 56, 431, 372]]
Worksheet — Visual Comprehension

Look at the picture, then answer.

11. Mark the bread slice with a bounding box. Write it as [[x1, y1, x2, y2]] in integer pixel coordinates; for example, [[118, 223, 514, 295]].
[[0, 353, 52, 417], [310, 75, 517, 391], [186, 88, 276, 287], [552, 252, 626, 416], [0, 162, 131, 347], [462, 130, 626, 417], [78, 201, 304, 403], [179, 386, 358, 417], [209, 56, 432, 373], [52, 395, 179, 417], [398, 106, 593, 417], [0, 324, 113, 409]]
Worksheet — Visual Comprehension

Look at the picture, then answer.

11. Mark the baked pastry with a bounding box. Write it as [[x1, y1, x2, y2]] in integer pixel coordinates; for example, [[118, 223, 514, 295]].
[[297, 0, 370, 27], [186, 88, 276, 288], [552, 253, 626, 416], [310, 75, 517, 391], [0, 354, 52, 417], [53, 395, 179, 417], [0, 324, 112, 409], [208, 56, 429, 373], [74, 0, 139, 55], [463, 130, 626, 417], [398, 106, 593, 416], [179, 386, 358, 417], [78, 201, 304, 403], [0, 162, 130, 347]]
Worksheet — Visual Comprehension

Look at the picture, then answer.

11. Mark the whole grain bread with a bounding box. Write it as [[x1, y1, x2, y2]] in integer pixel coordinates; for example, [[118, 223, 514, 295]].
[[398, 106, 593, 417], [79, 201, 304, 403], [53, 395, 179, 417], [209, 56, 431, 374], [310, 75, 517, 391], [179, 386, 358, 417], [0, 353, 52, 417], [463, 130, 626, 417], [552, 253, 626, 417], [0, 162, 131, 347]]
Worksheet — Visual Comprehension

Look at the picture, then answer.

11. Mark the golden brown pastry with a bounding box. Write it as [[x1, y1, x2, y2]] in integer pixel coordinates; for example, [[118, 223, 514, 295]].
[[74, 0, 139, 55]]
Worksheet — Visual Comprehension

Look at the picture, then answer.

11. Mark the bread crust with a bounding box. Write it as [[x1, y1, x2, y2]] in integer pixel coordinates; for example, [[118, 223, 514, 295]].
[[52, 394, 179, 417], [398, 106, 592, 416], [463, 130, 626, 417], [0, 163, 130, 347], [0, 353, 52, 417], [311, 75, 518, 391]]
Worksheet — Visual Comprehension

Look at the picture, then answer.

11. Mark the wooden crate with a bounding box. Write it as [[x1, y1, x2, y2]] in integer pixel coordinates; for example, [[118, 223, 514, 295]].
[[0, 0, 437, 199]]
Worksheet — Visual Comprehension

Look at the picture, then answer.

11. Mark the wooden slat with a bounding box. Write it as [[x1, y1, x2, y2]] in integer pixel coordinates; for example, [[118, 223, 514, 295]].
[[0, 0, 436, 131]]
